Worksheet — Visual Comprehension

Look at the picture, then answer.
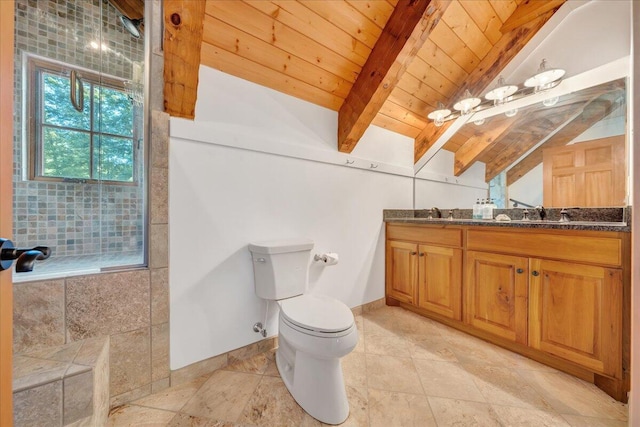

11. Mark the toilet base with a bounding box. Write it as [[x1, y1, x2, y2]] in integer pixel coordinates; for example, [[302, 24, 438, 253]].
[[276, 338, 350, 425]]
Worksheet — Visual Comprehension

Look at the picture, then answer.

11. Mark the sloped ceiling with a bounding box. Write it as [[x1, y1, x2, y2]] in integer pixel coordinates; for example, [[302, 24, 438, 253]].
[[163, 0, 576, 177]]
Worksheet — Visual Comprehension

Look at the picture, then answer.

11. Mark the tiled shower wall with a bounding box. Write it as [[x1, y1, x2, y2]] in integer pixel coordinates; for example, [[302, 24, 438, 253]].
[[13, 0, 170, 406], [12, 0, 145, 256]]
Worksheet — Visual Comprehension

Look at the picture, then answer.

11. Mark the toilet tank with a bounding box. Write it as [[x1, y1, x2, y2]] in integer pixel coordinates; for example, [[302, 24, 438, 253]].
[[248, 238, 314, 300]]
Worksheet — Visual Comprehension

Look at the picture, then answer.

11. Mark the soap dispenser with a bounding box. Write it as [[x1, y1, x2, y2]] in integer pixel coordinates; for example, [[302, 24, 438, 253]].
[[473, 199, 481, 220]]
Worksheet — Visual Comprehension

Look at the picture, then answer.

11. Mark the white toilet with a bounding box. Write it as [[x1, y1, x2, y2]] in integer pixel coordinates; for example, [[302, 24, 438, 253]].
[[248, 238, 358, 425]]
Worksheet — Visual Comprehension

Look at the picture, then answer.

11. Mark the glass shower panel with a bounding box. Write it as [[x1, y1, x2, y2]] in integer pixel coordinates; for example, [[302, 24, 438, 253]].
[[12, 0, 146, 280]]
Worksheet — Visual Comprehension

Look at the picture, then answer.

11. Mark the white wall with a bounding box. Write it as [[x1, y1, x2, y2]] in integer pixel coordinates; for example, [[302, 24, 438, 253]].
[[169, 67, 416, 369], [414, 150, 488, 209]]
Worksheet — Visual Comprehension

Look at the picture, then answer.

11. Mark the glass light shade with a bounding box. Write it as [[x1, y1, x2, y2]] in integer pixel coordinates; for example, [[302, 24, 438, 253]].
[[428, 102, 451, 126], [453, 89, 481, 115], [543, 96, 559, 107], [524, 59, 565, 91], [485, 76, 518, 105], [505, 108, 518, 118]]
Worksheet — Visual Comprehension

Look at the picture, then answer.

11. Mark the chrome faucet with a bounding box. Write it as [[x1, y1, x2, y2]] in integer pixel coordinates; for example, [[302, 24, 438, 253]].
[[432, 207, 442, 218], [535, 205, 546, 221], [559, 208, 570, 222]]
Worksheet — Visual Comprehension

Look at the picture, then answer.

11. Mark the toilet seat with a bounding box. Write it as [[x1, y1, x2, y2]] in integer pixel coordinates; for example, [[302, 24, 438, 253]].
[[279, 294, 354, 337]]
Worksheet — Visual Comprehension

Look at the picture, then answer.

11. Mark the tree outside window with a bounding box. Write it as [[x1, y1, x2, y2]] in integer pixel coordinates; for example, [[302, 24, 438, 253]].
[[29, 57, 136, 184]]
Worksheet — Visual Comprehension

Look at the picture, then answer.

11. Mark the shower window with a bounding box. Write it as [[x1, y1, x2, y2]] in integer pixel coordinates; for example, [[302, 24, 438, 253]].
[[28, 57, 136, 185], [13, 0, 146, 281]]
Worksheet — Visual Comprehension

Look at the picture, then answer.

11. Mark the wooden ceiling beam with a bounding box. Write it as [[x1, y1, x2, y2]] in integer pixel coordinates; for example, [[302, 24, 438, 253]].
[[483, 102, 590, 182], [453, 116, 518, 176], [500, 0, 566, 34], [108, 0, 144, 20], [337, 0, 451, 153], [163, 0, 206, 119], [414, 4, 563, 163]]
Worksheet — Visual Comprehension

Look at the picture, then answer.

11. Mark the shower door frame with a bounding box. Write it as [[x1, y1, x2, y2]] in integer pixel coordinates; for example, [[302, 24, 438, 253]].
[[0, 0, 14, 424]]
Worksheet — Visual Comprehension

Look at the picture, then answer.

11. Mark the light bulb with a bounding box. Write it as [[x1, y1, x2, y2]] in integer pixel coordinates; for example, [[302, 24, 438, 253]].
[[505, 109, 518, 118], [543, 96, 559, 107], [434, 117, 445, 127], [453, 89, 481, 115], [473, 118, 485, 126]]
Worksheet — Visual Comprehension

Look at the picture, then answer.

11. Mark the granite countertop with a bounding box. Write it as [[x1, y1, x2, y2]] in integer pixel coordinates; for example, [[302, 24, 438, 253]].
[[383, 207, 631, 233]]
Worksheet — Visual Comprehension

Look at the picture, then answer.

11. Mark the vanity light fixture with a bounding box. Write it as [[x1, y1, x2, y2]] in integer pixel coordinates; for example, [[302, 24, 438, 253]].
[[453, 89, 481, 115], [484, 76, 518, 106], [543, 96, 560, 107], [524, 59, 565, 92], [427, 102, 451, 127], [427, 59, 567, 126], [504, 108, 518, 118]]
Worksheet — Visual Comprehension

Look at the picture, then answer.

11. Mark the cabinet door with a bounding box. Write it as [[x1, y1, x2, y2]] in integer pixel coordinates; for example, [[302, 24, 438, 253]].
[[529, 259, 622, 378], [465, 251, 529, 344], [386, 241, 418, 304], [417, 244, 462, 320]]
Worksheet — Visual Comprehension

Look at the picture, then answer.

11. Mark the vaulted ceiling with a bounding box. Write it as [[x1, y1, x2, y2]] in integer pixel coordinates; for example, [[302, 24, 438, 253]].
[[162, 0, 578, 178]]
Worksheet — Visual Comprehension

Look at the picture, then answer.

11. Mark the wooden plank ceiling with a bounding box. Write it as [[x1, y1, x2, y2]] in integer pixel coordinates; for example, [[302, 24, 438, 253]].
[[164, 0, 573, 180]]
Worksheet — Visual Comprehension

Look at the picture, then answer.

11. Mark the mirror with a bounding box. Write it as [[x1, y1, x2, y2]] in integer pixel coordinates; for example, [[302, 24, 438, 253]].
[[415, 59, 628, 209]]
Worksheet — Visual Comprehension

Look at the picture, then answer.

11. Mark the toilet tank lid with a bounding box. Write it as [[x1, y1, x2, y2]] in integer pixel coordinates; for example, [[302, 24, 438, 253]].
[[248, 238, 314, 254]]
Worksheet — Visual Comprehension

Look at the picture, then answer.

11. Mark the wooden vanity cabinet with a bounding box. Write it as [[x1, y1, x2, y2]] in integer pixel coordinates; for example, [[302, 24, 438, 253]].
[[467, 228, 624, 379], [465, 251, 528, 345], [528, 258, 622, 379], [385, 222, 629, 401], [386, 240, 418, 304], [386, 224, 462, 320]]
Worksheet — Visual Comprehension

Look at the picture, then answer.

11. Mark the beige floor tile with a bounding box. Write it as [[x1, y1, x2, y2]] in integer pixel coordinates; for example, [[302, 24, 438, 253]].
[[337, 386, 369, 427], [516, 370, 628, 421], [413, 359, 485, 402], [491, 346, 560, 373], [364, 332, 411, 358], [238, 375, 305, 427], [362, 315, 399, 337], [299, 385, 368, 427], [492, 405, 570, 426], [366, 354, 424, 395], [444, 331, 510, 367], [465, 364, 553, 410], [367, 388, 436, 427], [180, 370, 262, 422], [405, 335, 458, 363], [132, 374, 209, 412], [428, 397, 502, 427], [224, 350, 278, 377], [342, 351, 368, 389], [167, 413, 243, 426], [561, 414, 629, 426], [394, 311, 444, 338], [106, 405, 176, 426], [106, 305, 628, 427]]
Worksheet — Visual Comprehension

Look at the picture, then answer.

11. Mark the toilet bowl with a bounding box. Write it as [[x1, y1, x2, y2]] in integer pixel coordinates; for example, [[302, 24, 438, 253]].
[[276, 294, 358, 425], [248, 239, 357, 425]]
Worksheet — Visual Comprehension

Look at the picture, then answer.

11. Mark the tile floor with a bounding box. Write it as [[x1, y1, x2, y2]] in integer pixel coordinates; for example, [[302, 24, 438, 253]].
[[107, 305, 628, 426]]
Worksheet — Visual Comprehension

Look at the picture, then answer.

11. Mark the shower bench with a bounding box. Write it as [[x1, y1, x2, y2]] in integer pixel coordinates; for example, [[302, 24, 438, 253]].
[[12, 336, 109, 426]]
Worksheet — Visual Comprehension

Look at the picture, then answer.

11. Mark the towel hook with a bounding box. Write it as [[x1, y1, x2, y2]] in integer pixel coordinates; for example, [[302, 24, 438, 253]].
[[345, 159, 354, 165], [370, 163, 378, 169]]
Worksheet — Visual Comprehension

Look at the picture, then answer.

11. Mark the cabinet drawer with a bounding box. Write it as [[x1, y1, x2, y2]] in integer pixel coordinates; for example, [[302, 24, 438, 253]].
[[387, 224, 462, 247], [467, 229, 622, 267]]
